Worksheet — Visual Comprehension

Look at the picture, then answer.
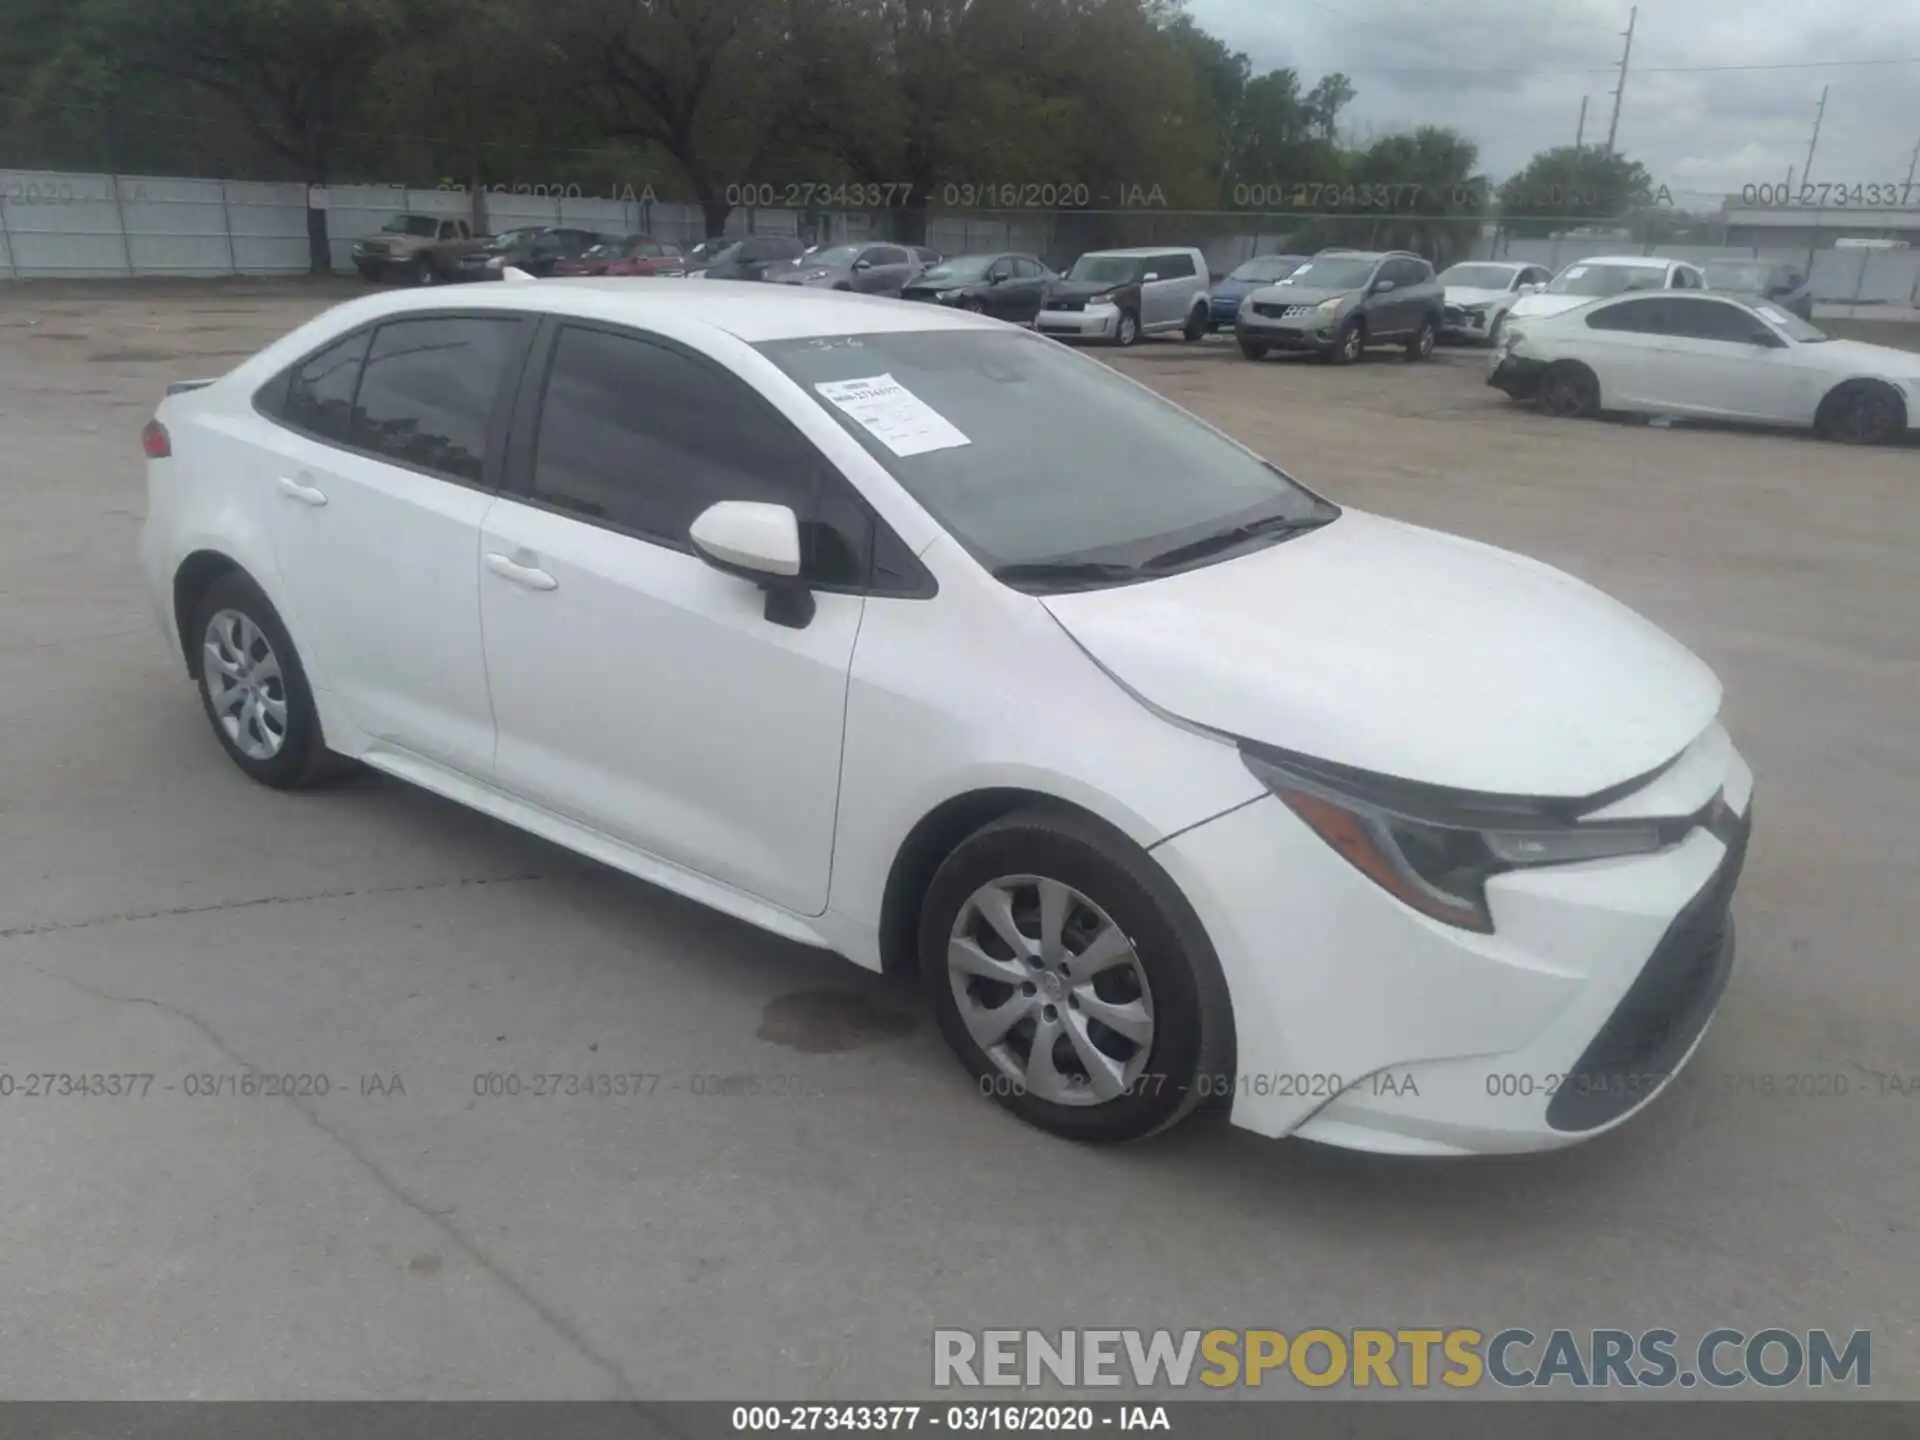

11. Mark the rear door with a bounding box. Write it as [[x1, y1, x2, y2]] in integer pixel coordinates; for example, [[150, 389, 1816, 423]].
[[1571, 296, 1672, 408], [258, 312, 531, 775], [476, 320, 870, 913]]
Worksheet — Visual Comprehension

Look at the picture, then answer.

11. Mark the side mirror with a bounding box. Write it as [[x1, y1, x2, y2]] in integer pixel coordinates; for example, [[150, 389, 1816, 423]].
[[689, 501, 815, 628], [1141, 272, 1160, 282], [1371, 279, 1396, 294], [852, 258, 873, 272]]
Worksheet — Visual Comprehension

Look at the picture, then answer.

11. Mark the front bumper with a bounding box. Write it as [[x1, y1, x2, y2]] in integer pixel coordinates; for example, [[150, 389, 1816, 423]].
[[1487, 353, 1546, 399], [1442, 305, 1500, 342], [1236, 311, 1339, 352], [1152, 729, 1754, 1154], [1035, 305, 1119, 339]]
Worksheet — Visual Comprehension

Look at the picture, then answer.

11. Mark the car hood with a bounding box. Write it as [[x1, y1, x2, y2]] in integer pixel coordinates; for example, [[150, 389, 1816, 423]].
[[1051, 279, 1134, 301], [1809, 338, 1920, 379], [1040, 510, 1721, 797], [773, 263, 847, 285], [1444, 286, 1512, 307], [1213, 277, 1274, 300], [1509, 292, 1619, 318], [1246, 284, 1357, 307]]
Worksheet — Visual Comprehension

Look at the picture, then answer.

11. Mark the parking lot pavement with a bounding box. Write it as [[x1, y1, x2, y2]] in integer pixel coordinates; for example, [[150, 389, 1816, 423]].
[[2, 281, 1916, 1399]]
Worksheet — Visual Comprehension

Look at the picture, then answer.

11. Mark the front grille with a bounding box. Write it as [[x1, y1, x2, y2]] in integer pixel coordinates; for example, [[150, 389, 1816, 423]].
[[1253, 302, 1315, 320], [1546, 800, 1751, 1132], [1443, 305, 1466, 324], [1046, 299, 1085, 313]]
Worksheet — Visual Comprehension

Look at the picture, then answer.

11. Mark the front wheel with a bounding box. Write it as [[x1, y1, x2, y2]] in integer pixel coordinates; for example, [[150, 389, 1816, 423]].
[[921, 807, 1234, 1143], [1113, 309, 1141, 347], [1237, 334, 1269, 361], [1328, 321, 1365, 365], [1539, 361, 1600, 418], [1816, 380, 1905, 445], [409, 256, 436, 286], [960, 297, 986, 314]]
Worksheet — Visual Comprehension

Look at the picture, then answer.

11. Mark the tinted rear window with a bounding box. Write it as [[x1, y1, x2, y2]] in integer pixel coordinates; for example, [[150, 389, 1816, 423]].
[[347, 317, 523, 482]]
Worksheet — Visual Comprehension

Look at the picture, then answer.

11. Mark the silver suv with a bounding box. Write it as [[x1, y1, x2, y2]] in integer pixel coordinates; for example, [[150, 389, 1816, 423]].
[[1035, 247, 1212, 346]]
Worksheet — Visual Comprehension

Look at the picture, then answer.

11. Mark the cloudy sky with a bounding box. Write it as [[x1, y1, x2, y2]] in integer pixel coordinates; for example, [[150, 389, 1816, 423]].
[[1188, 0, 1920, 205]]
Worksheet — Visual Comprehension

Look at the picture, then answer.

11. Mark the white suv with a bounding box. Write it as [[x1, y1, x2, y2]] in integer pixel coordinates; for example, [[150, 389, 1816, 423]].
[[1508, 255, 1708, 322]]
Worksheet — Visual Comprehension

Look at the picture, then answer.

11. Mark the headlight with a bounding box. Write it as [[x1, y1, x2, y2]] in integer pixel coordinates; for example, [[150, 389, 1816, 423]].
[[1465, 305, 1489, 320], [657, 268, 685, 276], [804, 269, 830, 281], [1315, 296, 1344, 315], [936, 289, 965, 300], [1241, 747, 1673, 932], [486, 256, 505, 270], [1084, 293, 1115, 308]]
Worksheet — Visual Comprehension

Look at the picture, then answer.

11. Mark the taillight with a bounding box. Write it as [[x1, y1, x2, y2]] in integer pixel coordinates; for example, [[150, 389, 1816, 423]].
[[142, 419, 171, 458]]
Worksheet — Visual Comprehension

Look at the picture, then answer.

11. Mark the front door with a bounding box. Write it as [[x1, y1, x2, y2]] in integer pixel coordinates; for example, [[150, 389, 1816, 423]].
[[478, 320, 864, 915]]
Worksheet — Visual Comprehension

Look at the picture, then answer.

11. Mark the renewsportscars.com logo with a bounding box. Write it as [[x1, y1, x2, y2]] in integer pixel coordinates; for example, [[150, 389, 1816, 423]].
[[932, 1328, 1871, 1390]]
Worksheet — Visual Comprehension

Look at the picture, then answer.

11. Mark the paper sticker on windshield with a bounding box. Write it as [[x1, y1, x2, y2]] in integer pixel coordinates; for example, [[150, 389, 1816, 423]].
[[1757, 304, 1790, 325], [815, 374, 971, 458]]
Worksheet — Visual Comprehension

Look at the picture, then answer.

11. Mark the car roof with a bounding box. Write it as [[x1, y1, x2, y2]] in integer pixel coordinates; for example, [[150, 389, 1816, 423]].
[[321, 277, 999, 344], [1570, 255, 1676, 267], [1081, 246, 1198, 257]]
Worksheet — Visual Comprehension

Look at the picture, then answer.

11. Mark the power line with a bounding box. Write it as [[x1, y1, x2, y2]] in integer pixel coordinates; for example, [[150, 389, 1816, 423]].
[[1303, 55, 1920, 78]]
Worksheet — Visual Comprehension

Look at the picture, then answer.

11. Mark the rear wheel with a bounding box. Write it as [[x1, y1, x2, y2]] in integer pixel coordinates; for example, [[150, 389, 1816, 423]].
[[1816, 380, 1905, 445], [921, 807, 1233, 1143], [1539, 361, 1600, 418], [1405, 316, 1437, 361], [191, 572, 352, 790], [1182, 305, 1208, 342]]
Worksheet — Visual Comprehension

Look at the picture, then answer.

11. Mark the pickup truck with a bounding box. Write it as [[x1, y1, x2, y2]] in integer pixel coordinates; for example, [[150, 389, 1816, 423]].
[[350, 214, 486, 285]]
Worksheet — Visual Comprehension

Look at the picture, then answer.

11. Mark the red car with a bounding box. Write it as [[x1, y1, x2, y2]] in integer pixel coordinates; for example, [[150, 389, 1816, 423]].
[[554, 234, 687, 277]]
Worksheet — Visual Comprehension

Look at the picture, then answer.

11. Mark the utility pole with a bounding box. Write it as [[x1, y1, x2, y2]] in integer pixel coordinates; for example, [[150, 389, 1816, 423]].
[[1604, 6, 1636, 155], [1903, 134, 1918, 189], [1574, 94, 1589, 150], [1803, 86, 1829, 188]]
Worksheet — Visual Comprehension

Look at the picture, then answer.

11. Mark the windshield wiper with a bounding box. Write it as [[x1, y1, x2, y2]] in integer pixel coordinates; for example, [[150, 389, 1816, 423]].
[[1142, 513, 1333, 572], [991, 559, 1144, 591]]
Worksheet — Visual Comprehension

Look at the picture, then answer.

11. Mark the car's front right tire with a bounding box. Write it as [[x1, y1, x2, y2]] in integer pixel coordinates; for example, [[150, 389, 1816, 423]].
[[920, 806, 1234, 1143], [190, 572, 351, 790]]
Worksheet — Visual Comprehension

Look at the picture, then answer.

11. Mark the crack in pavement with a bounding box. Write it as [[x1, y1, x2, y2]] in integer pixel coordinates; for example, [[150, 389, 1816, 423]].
[[13, 956, 645, 1402], [0, 871, 579, 940]]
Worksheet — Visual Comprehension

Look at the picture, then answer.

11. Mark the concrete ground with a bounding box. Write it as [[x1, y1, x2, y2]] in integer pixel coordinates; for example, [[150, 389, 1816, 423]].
[[1, 279, 1915, 1400]]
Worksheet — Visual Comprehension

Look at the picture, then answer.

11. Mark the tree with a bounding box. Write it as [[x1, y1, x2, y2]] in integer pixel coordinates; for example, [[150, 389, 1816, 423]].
[[49, 0, 444, 272], [1497, 145, 1653, 237]]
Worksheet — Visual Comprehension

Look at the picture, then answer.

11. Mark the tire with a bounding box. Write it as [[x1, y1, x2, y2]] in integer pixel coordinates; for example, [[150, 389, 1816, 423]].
[[1486, 312, 1506, 349], [1405, 315, 1437, 361], [409, 256, 435, 286], [354, 264, 380, 285], [1113, 309, 1141, 347], [1328, 320, 1365, 365], [1815, 380, 1905, 445], [190, 572, 352, 790], [1236, 334, 1269, 361], [1182, 305, 1208, 342], [920, 805, 1235, 1144], [961, 297, 986, 314], [1538, 361, 1600, 419]]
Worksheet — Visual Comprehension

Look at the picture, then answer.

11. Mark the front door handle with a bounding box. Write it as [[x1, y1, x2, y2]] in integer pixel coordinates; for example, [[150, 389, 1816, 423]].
[[485, 552, 558, 591], [276, 475, 328, 507]]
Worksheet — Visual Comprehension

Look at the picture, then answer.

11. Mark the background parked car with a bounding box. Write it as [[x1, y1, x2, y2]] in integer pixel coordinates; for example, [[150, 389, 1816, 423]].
[[1700, 258, 1814, 322], [770, 241, 925, 294], [899, 252, 1057, 322], [1436, 261, 1553, 345], [1507, 255, 1707, 322], [1034, 247, 1212, 346], [697, 235, 807, 281], [554, 235, 686, 277], [1489, 290, 1919, 444], [1235, 249, 1443, 363], [453, 226, 605, 281], [1206, 254, 1309, 331], [681, 238, 733, 274], [350, 214, 483, 285]]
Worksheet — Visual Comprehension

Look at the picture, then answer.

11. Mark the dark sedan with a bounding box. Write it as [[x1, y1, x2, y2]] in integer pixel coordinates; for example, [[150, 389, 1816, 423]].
[[453, 226, 605, 281], [898, 253, 1057, 323]]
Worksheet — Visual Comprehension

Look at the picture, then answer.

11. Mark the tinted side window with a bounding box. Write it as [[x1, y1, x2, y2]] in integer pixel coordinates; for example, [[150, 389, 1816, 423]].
[[1013, 257, 1043, 279], [271, 330, 371, 443], [1585, 297, 1670, 333], [1669, 299, 1767, 343], [530, 326, 820, 550], [348, 317, 523, 483], [1155, 253, 1196, 279]]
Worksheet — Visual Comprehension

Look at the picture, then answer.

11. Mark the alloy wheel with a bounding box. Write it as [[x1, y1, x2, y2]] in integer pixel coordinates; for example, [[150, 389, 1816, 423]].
[[202, 609, 289, 760], [1116, 312, 1139, 346], [947, 875, 1155, 1106]]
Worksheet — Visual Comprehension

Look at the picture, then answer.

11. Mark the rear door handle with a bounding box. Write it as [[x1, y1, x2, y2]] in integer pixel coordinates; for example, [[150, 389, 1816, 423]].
[[276, 475, 328, 507], [485, 552, 558, 591]]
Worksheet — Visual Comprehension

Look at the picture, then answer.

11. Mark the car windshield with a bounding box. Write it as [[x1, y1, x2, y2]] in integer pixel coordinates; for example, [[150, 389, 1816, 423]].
[[1439, 264, 1519, 289], [1703, 261, 1779, 291], [1067, 255, 1142, 285], [381, 215, 438, 237], [487, 229, 545, 252], [802, 245, 862, 267], [917, 256, 995, 283], [757, 330, 1335, 583], [1227, 256, 1304, 283], [706, 242, 744, 264], [1753, 303, 1829, 342], [1548, 263, 1666, 296], [1279, 257, 1377, 289]]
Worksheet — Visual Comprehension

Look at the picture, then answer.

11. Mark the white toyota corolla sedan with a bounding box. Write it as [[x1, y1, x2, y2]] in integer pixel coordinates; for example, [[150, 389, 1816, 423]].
[[140, 279, 1753, 1155]]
